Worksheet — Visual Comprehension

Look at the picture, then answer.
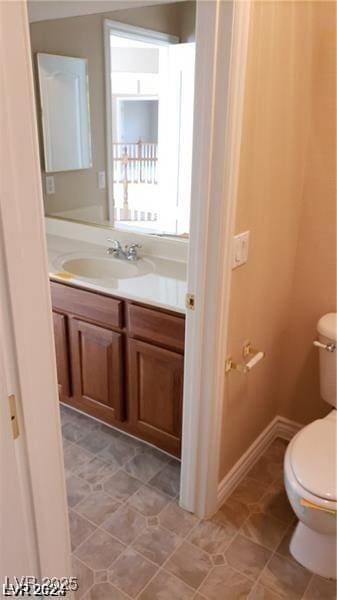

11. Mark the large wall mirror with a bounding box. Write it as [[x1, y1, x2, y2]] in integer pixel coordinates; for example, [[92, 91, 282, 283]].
[[29, 1, 196, 237]]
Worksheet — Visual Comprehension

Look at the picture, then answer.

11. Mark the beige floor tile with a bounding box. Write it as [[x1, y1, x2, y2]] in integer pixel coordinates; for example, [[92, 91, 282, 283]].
[[76, 491, 121, 525], [102, 505, 146, 544], [248, 456, 283, 486], [74, 529, 126, 571], [216, 496, 251, 529], [248, 583, 283, 599], [77, 429, 115, 455], [66, 475, 91, 508], [137, 443, 171, 460], [225, 534, 271, 581], [132, 524, 180, 565], [66, 408, 98, 430], [128, 484, 170, 516], [98, 436, 139, 466], [258, 488, 295, 525], [60, 403, 74, 421], [149, 460, 181, 497], [72, 556, 94, 599], [139, 570, 195, 600], [64, 444, 94, 473], [265, 439, 288, 463], [241, 512, 287, 551], [231, 478, 266, 505], [159, 502, 199, 537], [188, 518, 237, 554], [75, 456, 118, 485], [259, 554, 312, 599], [103, 469, 142, 501], [303, 575, 337, 599], [275, 523, 297, 561], [94, 571, 108, 583], [83, 582, 129, 599], [124, 452, 168, 482], [109, 548, 157, 597], [68, 510, 96, 551], [200, 564, 253, 599], [211, 554, 227, 566], [62, 421, 89, 444], [165, 541, 212, 589]]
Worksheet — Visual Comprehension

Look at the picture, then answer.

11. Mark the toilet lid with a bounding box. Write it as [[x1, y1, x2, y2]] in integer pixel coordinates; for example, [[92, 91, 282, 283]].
[[290, 420, 337, 501]]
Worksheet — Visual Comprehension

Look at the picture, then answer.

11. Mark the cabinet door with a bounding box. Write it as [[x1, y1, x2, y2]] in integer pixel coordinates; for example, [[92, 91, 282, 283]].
[[128, 338, 183, 455], [52, 311, 71, 398], [69, 318, 125, 422]]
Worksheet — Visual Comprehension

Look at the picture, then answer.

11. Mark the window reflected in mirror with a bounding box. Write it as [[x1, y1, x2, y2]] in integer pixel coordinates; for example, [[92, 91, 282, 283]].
[[107, 24, 195, 236]]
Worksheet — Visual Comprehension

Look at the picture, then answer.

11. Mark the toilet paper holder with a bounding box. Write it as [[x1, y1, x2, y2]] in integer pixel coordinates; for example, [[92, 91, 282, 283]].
[[225, 341, 265, 374], [313, 340, 336, 353]]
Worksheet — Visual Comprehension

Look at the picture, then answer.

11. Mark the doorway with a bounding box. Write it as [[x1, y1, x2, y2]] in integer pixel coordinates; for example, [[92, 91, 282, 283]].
[[0, 0, 251, 584]]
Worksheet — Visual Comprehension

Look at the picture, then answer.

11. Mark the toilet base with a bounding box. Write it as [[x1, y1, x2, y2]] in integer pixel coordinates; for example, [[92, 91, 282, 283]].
[[290, 521, 336, 580]]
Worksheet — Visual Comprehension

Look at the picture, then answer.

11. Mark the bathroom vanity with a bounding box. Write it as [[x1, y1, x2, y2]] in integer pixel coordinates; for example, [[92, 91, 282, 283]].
[[49, 231, 187, 458]]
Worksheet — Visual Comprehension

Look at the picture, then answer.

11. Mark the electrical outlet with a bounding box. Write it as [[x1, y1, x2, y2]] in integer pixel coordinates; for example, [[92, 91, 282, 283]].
[[232, 230, 250, 269], [45, 175, 55, 195], [98, 171, 106, 190]]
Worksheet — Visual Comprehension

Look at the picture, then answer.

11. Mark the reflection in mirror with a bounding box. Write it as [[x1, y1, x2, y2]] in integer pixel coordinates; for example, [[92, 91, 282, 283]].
[[29, 2, 196, 237], [37, 53, 92, 172]]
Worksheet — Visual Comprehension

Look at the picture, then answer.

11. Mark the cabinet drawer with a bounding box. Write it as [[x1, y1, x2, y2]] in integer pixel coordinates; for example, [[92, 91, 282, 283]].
[[51, 282, 123, 329], [127, 303, 185, 352]]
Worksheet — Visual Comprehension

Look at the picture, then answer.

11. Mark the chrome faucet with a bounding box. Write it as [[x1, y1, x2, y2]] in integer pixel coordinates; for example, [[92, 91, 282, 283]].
[[106, 239, 141, 261]]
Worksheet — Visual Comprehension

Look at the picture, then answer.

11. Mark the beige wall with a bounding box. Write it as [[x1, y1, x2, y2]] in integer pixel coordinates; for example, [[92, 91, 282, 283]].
[[29, 2, 196, 219], [220, 1, 336, 479], [278, 2, 337, 424]]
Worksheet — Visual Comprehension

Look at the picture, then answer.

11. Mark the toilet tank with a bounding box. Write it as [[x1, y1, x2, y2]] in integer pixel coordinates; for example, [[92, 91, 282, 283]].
[[317, 313, 337, 407]]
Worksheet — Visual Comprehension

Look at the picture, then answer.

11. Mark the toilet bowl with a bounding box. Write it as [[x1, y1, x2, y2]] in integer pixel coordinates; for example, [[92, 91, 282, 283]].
[[284, 313, 337, 579], [284, 411, 336, 579]]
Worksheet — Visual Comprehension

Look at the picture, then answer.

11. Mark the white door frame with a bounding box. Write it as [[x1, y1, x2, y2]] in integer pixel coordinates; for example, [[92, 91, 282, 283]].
[[180, 0, 251, 517], [0, 0, 71, 577], [0, 0, 251, 573]]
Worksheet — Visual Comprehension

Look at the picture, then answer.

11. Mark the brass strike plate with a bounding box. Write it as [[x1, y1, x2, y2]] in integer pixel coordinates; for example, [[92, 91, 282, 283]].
[[185, 293, 195, 310]]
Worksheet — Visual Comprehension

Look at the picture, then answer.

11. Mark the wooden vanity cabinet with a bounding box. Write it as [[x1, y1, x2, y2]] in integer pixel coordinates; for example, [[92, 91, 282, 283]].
[[52, 311, 71, 399], [50, 281, 185, 456]]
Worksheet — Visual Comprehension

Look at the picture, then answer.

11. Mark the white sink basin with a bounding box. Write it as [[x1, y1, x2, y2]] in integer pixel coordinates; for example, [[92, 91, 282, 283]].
[[61, 256, 153, 280]]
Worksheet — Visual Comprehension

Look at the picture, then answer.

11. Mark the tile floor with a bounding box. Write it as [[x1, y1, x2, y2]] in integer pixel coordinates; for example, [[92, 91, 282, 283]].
[[61, 405, 337, 600]]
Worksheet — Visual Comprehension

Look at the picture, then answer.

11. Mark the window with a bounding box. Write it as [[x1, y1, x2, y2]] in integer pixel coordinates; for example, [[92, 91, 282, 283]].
[[105, 20, 195, 236]]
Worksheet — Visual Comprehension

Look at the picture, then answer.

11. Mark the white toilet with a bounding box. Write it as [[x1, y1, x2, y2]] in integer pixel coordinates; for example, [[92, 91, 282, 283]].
[[284, 313, 337, 580]]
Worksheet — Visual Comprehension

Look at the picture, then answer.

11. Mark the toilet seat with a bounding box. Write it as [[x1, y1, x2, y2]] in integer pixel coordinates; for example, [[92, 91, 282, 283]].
[[289, 419, 337, 502]]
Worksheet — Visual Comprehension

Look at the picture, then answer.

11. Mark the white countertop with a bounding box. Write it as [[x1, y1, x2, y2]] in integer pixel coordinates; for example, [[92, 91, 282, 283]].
[[47, 234, 187, 314]]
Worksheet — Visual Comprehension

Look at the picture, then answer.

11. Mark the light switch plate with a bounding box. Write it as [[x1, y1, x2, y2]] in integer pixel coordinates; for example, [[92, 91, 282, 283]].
[[232, 230, 250, 269], [45, 175, 55, 195]]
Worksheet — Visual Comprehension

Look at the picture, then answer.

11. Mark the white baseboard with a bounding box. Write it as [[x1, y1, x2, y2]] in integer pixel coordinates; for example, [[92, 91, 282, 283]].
[[217, 415, 302, 508]]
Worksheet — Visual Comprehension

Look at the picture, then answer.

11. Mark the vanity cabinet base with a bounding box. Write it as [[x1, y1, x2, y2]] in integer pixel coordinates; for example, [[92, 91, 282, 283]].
[[51, 282, 185, 456]]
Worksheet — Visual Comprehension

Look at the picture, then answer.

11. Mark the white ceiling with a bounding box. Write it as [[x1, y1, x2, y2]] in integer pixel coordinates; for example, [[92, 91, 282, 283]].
[[27, 0, 184, 23]]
